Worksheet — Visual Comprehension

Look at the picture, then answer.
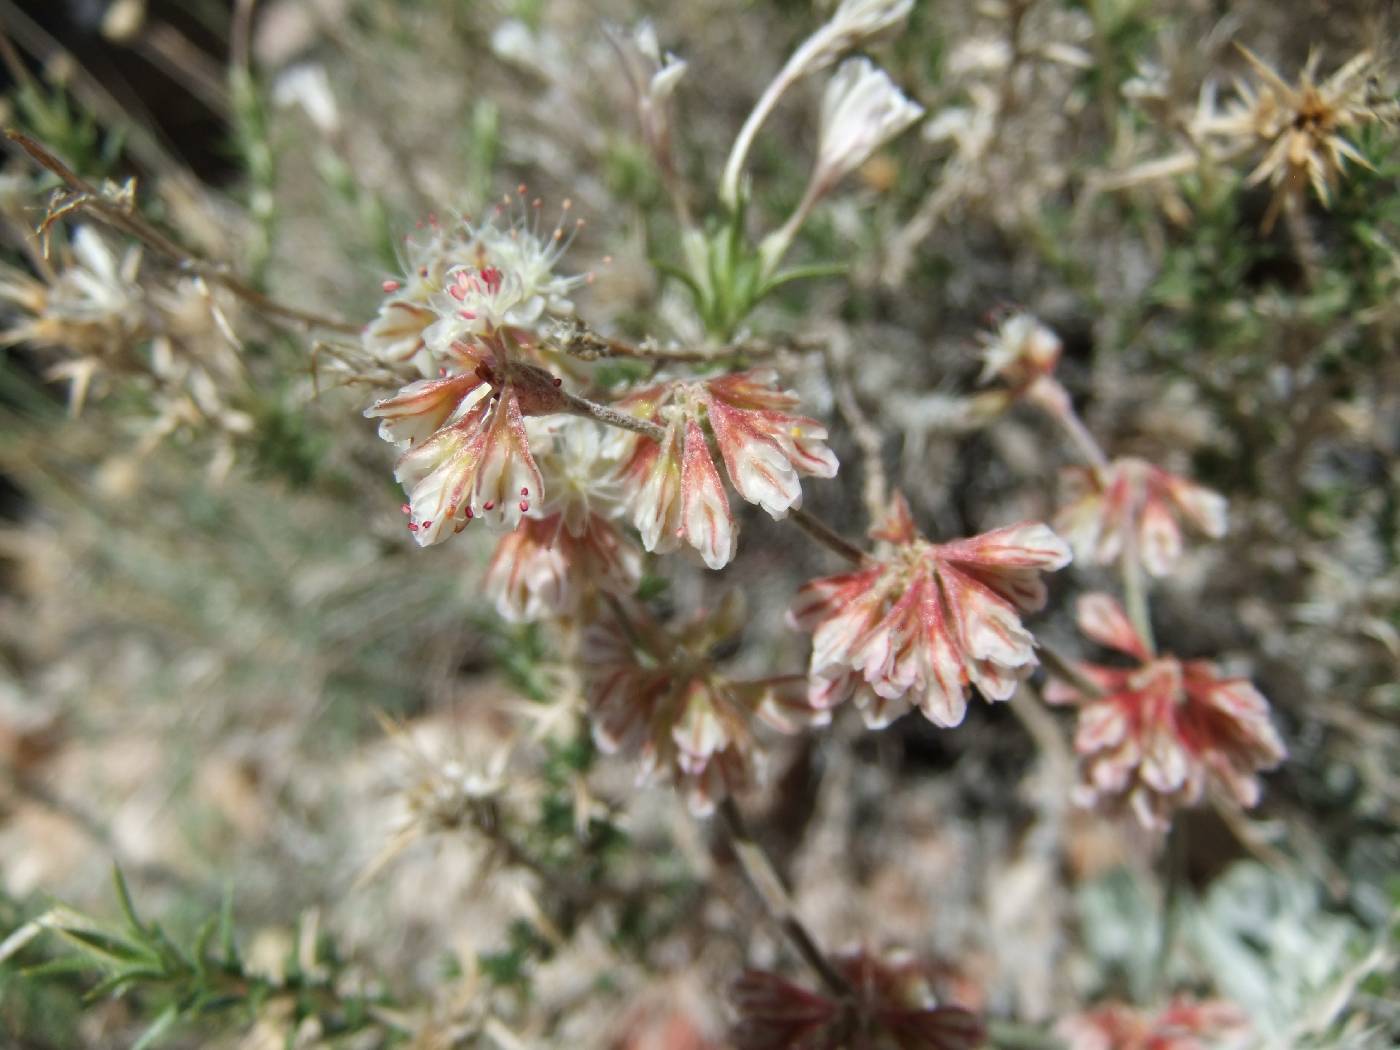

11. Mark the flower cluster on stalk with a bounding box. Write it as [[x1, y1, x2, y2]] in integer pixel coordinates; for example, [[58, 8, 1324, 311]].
[[1054, 458, 1227, 578], [0, 225, 249, 434], [363, 199, 587, 541], [582, 595, 821, 815], [1046, 594, 1286, 831], [789, 493, 1071, 729], [483, 417, 640, 622], [612, 368, 839, 570]]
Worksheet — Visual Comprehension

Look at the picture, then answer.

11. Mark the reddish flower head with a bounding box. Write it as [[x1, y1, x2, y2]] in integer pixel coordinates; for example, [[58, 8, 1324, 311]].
[[731, 949, 985, 1050], [615, 369, 839, 569], [583, 599, 822, 815], [789, 494, 1071, 729], [1046, 594, 1286, 831], [1055, 997, 1250, 1050], [385, 387, 544, 542], [483, 417, 641, 621], [484, 513, 639, 622], [1055, 458, 1226, 577]]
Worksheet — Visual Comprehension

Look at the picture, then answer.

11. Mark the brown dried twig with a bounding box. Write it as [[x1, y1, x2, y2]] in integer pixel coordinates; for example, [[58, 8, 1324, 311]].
[[4, 129, 361, 336]]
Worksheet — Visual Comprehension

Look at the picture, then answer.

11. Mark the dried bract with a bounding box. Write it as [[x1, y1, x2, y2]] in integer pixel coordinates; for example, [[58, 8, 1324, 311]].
[[583, 599, 821, 815], [1201, 47, 1391, 229], [790, 494, 1071, 729], [731, 948, 984, 1050]]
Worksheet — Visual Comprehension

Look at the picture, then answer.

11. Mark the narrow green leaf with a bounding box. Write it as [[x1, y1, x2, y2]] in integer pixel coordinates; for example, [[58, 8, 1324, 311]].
[[131, 1003, 181, 1050], [112, 866, 144, 935]]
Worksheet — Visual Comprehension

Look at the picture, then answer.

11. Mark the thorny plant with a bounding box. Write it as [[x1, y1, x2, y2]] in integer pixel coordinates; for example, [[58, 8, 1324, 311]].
[[0, 1, 1396, 1048]]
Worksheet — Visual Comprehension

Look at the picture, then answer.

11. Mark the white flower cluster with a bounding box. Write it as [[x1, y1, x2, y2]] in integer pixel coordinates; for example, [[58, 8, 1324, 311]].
[[363, 201, 586, 378]]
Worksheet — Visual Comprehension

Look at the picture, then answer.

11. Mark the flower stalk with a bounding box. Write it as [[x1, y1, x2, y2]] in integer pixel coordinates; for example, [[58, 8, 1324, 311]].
[[718, 797, 853, 1000]]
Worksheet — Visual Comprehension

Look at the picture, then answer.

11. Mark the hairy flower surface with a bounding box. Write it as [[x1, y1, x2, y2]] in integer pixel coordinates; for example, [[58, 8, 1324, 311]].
[[483, 418, 640, 622], [364, 220, 478, 376], [1055, 458, 1226, 577], [730, 949, 984, 1050], [377, 385, 543, 542], [616, 369, 838, 568], [791, 494, 1070, 729], [365, 201, 584, 379], [1202, 47, 1390, 229], [583, 599, 820, 815], [1046, 594, 1286, 831], [813, 58, 925, 196], [421, 202, 584, 357], [1055, 997, 1249, 1050], [977, 311, 1062, 388]]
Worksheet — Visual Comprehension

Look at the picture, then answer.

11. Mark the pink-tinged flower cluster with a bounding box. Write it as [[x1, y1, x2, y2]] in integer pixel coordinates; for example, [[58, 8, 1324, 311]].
[[363, 221, 475, 377], [364, 201, 584, 379], [789, 494, 1071, 729], [1055, 458, 1226, 578], [583, 598, 824, 815], [1055, 997, 1250, 1050], [1046, 594, 1286, 831], [483, 418, 640, 622], [368, 372, 544, 542], [977, 311, 1063, 389], [730, 949, 984, 1050], [615, 369, 839, 569], [484, 514, 638, 622]]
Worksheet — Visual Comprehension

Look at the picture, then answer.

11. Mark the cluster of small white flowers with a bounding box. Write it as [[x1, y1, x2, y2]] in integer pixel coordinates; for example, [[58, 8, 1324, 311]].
[[363, 198, 586, 379]]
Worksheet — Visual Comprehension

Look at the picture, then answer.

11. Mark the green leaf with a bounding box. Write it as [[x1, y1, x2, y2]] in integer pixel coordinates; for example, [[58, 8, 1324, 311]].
[[51, 926, 150, 966], [218, 885, 239, 968], [131, 1003, 181, 1050], [83, 965, 168, 1002], [112, 866, 144, 936], [761, 260, 848, 292]]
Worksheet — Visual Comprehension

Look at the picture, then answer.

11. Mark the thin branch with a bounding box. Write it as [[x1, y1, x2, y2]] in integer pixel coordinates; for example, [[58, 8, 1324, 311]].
[[3, 129, 361, 336], [789, 508, 867, 565], [1038, 643, 1105, 700], [718, 797, 853, 1000], [560, 390, 666, 441], [547, 319, 806, 364]]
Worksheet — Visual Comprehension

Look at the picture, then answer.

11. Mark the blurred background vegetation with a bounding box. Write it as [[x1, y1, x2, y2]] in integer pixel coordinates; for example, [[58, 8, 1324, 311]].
[[0, 0, 1396, 1047]]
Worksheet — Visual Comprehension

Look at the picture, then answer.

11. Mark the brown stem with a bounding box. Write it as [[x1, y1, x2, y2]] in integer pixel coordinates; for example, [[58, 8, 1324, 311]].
[[789, 508, 866, 566], [718, 798, 852, 999], [3, 129, 360, 335], [561, 391, 667, 441]]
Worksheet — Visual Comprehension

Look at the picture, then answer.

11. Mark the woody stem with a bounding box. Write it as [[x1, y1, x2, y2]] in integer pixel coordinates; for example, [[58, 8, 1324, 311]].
[[4, 130, 360, 336], [718, 798, 853, 1000]]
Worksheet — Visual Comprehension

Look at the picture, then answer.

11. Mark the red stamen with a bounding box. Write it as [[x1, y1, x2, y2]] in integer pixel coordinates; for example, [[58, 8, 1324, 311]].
[[382, 279, 401, 292]]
